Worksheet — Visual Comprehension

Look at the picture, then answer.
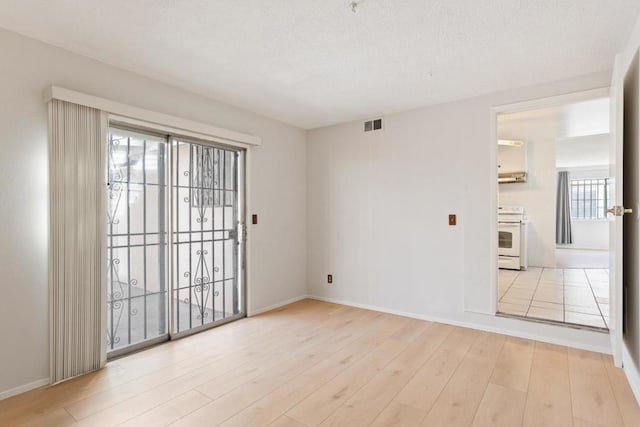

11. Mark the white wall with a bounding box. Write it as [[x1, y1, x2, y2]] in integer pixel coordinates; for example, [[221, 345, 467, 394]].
[[307, 71, 613, 355], [0, 29, 307, 397], [556, 133, 610, 168], [570, 221, 609, 250], [498, 119, 558, 268]]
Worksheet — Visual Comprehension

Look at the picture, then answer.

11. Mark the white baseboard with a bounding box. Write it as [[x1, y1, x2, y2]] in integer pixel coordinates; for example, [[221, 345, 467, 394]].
[[307, 295, 612, 355], [622, 343, 640, 405], [247, 295, 309, 317], [0, 378, 49, 401], [556, 246, 608, 252]]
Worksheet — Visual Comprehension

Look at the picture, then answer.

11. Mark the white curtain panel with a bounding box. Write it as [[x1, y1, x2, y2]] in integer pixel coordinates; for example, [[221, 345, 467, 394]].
[[48, 99, 107, 383]]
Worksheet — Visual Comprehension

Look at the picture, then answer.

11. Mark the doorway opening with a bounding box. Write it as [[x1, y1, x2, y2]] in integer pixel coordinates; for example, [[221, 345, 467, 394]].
[[495, 93, 611, 330], [106, 125, 246, 358]]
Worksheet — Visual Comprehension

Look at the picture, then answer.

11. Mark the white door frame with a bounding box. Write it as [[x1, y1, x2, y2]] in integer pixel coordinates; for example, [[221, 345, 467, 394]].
[[610, 54, 625, 368], [488, 87, 612, 315]]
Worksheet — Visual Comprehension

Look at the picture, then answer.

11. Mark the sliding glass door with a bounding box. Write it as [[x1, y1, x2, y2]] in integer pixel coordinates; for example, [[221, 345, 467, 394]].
[[171, 139, 244, 335], [106, 126, 245, 356], [107, 128, 169, 354]]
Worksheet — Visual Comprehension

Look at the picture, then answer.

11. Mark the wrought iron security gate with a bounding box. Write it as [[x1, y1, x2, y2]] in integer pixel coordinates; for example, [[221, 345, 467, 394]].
[[106, 127, 245, 356], [107, 128, 169, 354], [171, 139, 244, 335]]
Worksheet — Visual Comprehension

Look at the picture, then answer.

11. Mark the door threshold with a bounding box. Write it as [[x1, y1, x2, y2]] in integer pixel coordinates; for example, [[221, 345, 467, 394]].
[[496, 311, 609, 333], [107, 334, 170, 361]]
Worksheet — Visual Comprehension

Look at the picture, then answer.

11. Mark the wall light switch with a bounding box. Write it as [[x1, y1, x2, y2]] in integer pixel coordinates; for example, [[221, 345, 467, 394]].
[[449, 214, 457, 226], [252, 214, 258, 225]]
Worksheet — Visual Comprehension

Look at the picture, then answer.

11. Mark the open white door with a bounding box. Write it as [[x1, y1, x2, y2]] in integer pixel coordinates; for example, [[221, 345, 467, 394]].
[[611, 50, 640, 370], [609, 55, 624, 367]]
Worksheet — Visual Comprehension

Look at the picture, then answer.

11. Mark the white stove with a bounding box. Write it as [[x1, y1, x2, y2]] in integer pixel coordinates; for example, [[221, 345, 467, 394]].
[[498, 206, 528, 270]]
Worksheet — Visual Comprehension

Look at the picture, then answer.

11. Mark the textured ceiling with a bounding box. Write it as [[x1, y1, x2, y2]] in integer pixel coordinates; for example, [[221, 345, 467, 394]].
[[0, 1, 638, 129]]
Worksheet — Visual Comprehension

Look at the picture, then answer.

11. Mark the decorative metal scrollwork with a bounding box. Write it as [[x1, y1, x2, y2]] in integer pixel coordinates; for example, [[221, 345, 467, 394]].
[[107, 136, 125, 226], [106, 254, 140, 347], [107, 135, 127, 347], [190, 247, 213, 321]]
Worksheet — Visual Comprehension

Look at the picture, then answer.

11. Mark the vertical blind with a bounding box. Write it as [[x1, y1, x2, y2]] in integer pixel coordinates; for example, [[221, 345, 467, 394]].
[[49, 99, 107, 383]]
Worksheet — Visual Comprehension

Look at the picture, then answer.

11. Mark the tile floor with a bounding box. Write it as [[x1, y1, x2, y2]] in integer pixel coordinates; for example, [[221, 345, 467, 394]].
[[498, 267, 609, 329]]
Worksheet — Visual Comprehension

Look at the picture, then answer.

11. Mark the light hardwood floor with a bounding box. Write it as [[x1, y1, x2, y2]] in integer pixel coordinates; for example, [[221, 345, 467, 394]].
[[1, 299, 638, 426]]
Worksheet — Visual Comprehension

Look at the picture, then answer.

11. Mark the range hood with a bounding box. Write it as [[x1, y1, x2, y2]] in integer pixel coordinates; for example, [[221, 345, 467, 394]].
[[498, 171, 528, 183]]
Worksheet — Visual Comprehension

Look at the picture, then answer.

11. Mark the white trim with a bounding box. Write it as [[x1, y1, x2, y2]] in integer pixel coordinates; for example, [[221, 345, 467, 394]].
[[610, 53, 625, 368], [44, 86, 261, 147], [244, 149, 253, 315], [492, 87, 610, 115], [622, 343, 640, 405], [247, 295, 309, 317], [487, 105, 499, 315], [0, 378, 49, 401], [308, 295, 612, 355], [488, 86, 612, 318], [557, 245, 610, 251], [109, 115, 253, 150]]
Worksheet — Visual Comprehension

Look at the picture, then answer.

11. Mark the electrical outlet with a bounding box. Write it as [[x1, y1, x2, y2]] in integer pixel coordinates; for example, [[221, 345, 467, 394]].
[[327, 274, 333, 284], [449, 214, 457, 226]]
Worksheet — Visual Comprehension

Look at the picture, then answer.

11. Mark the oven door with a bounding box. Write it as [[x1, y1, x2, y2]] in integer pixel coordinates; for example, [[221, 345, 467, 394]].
[[498, 222, 521, 257]]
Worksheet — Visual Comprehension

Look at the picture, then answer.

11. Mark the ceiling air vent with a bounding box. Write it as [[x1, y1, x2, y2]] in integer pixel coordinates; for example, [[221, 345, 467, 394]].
[[364, 118, 383, 132]]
